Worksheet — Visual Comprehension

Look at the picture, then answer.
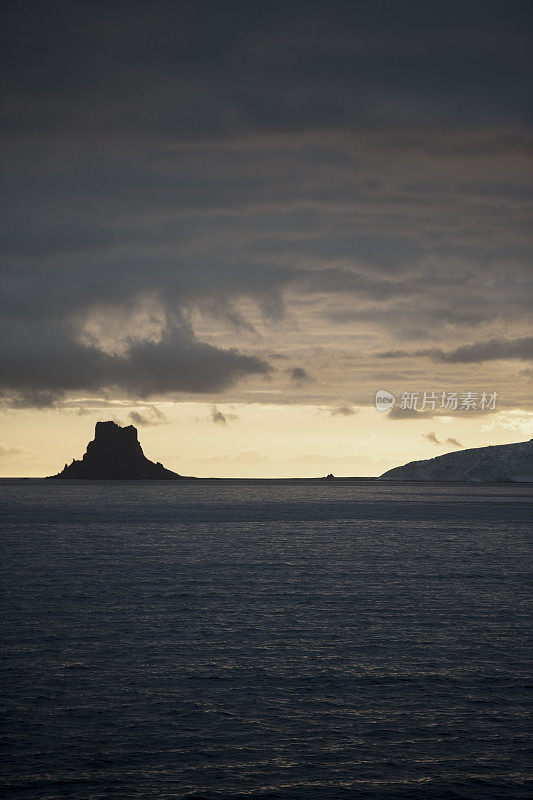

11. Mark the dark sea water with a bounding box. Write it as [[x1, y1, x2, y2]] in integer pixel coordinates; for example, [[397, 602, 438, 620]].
[[1, 480, 531, 800]]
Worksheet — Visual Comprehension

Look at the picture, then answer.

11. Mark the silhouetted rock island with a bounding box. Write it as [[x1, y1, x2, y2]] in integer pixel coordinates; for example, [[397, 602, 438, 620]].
[[48, 421, 186, 480]]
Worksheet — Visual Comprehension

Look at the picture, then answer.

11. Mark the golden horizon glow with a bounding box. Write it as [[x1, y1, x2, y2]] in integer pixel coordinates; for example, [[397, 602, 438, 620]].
[[1, 401, 531, 479]]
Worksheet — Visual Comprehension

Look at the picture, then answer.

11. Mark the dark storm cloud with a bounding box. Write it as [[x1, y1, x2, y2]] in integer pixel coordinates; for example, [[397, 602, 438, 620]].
[[2, 0, 530, 140], [288, 367, 313, 386], [330, 405, 358, 417], [129, 407, 168, 426], [0, 319, 270, 406], [1, 0, 531, 405], [378, 337, 533, 363], [428, 337, 533, 363], [387, 405, 436, 420]]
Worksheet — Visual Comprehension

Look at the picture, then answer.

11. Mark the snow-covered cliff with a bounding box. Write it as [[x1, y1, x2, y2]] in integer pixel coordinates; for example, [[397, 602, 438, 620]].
[[379, 439, 533, 482]]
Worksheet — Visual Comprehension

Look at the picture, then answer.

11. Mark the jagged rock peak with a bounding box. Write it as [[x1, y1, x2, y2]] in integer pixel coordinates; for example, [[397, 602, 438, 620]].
[[47, 420, 186, 480], [94, 420, 138, 442]]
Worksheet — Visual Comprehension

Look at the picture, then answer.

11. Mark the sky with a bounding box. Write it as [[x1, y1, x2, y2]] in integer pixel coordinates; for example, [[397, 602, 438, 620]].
[[1, 0, 532, 477]]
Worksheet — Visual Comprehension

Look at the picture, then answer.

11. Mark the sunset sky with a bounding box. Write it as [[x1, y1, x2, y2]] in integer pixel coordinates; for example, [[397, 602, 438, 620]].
[[1, 0, 532, 477]]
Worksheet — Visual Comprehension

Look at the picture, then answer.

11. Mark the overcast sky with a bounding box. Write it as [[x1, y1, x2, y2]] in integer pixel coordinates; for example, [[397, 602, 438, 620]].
[[1, 1, 532, 475]]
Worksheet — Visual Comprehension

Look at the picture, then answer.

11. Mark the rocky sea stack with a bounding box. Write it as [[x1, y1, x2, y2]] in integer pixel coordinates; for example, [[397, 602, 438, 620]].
[[48, 421, 185, 480]]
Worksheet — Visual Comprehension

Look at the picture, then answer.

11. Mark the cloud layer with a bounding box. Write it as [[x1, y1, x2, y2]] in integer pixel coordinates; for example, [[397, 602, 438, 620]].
[[1, 1, 531, 407]]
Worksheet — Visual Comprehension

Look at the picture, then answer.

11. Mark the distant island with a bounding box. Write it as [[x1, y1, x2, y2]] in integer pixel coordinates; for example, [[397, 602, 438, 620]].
[[379, 439, 533, 483], [46, 421, 533, 482], [47, 421, 187, 480]]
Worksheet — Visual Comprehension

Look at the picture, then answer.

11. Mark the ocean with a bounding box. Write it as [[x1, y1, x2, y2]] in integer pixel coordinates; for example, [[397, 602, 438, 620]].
[[1, 480, 531, 799]]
